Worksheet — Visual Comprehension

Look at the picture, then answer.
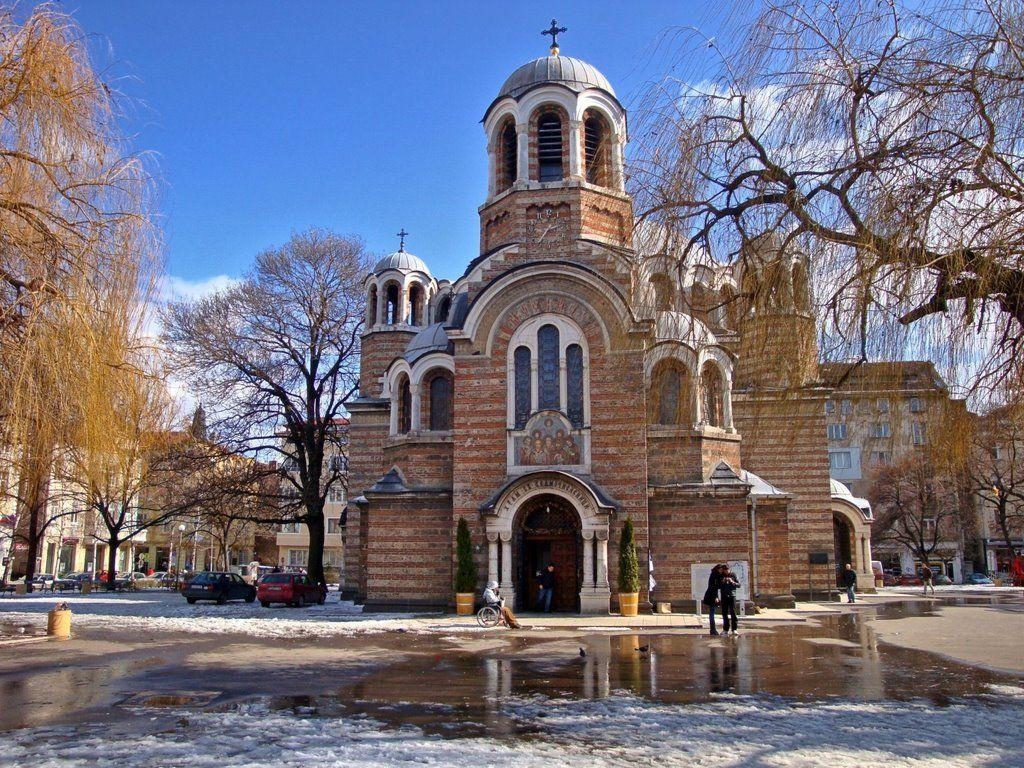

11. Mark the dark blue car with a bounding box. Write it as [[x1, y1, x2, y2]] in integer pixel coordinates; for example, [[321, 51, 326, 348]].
[[182, 571, 256, 605]]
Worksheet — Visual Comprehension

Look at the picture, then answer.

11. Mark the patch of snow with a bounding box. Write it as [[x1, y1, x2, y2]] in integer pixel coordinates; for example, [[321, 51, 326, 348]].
[[1, 692, 1022, 767]]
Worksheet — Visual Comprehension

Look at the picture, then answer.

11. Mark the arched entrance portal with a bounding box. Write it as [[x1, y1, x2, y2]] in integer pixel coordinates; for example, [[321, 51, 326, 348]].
[[833, 514, 853, 587], [515, 494, 581, 612], [482, 471, 614, 614]]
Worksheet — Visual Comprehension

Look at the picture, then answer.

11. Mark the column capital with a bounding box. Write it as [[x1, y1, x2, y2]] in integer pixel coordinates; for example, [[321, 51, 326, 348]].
[[499, 531, 513, 542], [486, 532, 500, 543], [581, 529, 595, 540]]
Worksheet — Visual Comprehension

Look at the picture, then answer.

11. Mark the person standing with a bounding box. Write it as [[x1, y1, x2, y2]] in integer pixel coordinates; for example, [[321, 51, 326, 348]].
[[921, 563, 935, 596], [842, 563, 857, 603], [720, 567, 741, 636], [536, 563, 556, 612], [702, 564, 726, 636]]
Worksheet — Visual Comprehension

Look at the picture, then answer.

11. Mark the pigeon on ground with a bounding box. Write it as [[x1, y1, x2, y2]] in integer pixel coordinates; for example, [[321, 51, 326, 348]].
[[579, 647, 587, 657], [635, 644, 650, 653]]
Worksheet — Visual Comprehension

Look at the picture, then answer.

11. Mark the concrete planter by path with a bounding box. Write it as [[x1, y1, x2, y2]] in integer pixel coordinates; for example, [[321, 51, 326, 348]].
[[619, 592, 639, 617]]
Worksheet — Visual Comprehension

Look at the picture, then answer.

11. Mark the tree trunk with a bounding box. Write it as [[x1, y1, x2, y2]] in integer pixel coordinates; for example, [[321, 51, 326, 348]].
[[306, 507, 326, 586], [997, 501, 1014, 565], [105, 539, 120, 590]]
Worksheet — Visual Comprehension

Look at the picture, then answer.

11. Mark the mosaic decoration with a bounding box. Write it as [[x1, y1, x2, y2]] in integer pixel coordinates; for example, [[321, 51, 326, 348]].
[[515, 411, 582, 466]]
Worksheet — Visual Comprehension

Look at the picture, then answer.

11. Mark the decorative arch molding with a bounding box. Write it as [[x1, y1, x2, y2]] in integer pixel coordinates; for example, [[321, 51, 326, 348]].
[[482, 471, 615, 535], [457, 263, 633, 355], [382, 352, 456, 435], [832, 497, 875, 591], [644, 340, 698, 383]]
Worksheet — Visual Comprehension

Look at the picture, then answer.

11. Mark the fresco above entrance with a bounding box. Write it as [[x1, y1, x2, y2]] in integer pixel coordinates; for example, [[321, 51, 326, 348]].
[[514, 411, 583, 467]]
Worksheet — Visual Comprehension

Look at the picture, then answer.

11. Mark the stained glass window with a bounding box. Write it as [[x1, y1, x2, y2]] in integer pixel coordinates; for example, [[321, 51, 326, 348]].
[[538, 325, 560, 410], [399, 378, 411, 434], [659, 368, 680, 425], [429, 375, 451, 431], [514, 346, 531, 428], [567, 344, 584, 427]]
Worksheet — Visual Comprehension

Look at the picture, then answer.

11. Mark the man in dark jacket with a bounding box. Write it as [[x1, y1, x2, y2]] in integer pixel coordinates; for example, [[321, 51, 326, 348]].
[[536, 563, 555, 612], [842, 563, 857, 603]]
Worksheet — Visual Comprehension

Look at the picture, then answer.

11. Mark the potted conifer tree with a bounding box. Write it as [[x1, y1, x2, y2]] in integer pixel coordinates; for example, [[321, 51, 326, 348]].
[[454, 517, 477, 615], [618, 518, 640, 616]]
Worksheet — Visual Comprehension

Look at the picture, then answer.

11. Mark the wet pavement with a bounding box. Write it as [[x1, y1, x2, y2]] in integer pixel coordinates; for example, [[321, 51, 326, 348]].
[[1, 594, 1021, 737]]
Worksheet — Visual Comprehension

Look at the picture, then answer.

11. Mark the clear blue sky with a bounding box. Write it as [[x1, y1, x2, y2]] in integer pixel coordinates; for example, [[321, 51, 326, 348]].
[[64, 1, 709, 287]]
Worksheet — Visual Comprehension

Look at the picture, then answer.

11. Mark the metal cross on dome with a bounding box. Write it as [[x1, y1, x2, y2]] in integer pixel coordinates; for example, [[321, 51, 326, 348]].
[[396, 228, 409, 252], [542, 19, 567, 53]]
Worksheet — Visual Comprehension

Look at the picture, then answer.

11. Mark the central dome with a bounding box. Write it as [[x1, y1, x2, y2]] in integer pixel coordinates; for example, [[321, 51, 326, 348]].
[[497, 55, 615, 100], [373, 250, 430, 275]]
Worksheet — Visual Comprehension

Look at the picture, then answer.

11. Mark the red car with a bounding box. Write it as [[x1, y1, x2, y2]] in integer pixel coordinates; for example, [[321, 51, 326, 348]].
[[257, 573, 327, 607], [898, 573, 923, 586]]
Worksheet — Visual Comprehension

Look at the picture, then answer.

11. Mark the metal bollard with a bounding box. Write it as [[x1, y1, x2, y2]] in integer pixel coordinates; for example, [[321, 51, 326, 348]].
[[46, 602, 72, 640]]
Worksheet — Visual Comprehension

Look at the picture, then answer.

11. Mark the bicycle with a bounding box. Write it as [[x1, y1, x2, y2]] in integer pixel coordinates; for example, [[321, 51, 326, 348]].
[[476, 603, 507, 628]]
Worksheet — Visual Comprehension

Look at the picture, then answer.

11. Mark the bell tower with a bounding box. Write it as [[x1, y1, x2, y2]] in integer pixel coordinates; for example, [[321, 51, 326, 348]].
[[478, 23, 633, 259]]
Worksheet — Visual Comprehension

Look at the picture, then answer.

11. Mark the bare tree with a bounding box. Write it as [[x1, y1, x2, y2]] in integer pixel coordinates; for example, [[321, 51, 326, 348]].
[[162, 230, 369, 585], [968, 404, 1024, 561], [869, 455, 971, 566], [632, 0, 1024, 396]]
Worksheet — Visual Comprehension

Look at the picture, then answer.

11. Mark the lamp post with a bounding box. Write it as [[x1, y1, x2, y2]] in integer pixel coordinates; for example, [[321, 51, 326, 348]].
[[174, 523, 186, 574]]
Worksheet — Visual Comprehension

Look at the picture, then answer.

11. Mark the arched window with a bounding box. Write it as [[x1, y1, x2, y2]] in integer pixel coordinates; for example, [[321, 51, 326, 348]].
[[435, 295, 452, 324], [398, 376, 412, 434], [566, 344, 584, 428], [651, 274, 674, 312], [408, 284, 425, 326], [538, 324, 560, 409], [584, 113, 610, 186], [649, 363, 692, 426], [701, 364, 724, 428], [514, 346, 531, 429], [537, 112, 563, 182], [499, 119, 517, 191], [367, 285, 378, 326], [385, 283, 401, 324], [428, 374, 452, 431]]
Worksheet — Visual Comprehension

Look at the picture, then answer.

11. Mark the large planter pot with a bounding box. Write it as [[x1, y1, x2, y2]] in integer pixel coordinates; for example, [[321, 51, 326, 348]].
[[619, 592, 639, 617], [455, 592, 475, 615]]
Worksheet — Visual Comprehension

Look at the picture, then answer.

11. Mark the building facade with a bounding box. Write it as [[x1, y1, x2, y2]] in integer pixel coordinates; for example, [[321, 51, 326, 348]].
[[345, 44, 852, 613]]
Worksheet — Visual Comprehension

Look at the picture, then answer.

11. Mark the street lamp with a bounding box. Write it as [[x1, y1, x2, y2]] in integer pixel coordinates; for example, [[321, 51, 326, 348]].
[[172, 523, 186, 574]]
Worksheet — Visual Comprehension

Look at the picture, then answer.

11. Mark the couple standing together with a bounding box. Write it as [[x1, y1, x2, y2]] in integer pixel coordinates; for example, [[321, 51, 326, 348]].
[[702, 563, 741, 636]]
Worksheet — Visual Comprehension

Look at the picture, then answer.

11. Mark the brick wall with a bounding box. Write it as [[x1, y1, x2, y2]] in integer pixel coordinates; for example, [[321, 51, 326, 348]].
[[647, 428, 742, 485], [360, 329, 416, 397], [382, 436, 453, 488], [733, 391, 835, 595], [647, 487, 750, 607], [361, 492, 453, 611]]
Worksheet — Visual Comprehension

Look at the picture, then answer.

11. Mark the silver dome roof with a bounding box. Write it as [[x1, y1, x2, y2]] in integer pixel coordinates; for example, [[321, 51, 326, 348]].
[[373, 250, 430, 275], [404, 323, 453, 363], [497, 55, 615, 100]]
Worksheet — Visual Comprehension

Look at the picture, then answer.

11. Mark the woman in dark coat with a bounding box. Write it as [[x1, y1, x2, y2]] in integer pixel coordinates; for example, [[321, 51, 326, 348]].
[[720, 567, 741, 635], [702, 563, 726, 636]]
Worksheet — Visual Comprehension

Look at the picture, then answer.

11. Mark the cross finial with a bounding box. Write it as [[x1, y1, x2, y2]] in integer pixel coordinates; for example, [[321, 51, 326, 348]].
[[542, 19, 567, 55], [396, 228, 409, 252]]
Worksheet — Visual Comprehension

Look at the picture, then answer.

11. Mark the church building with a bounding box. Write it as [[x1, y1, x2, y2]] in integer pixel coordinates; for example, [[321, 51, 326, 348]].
[[344, 31, 867, 613]]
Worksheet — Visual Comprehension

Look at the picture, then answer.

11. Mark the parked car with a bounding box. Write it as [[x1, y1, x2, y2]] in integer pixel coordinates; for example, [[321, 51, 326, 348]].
[[898, 573, 923, 586], [182, 571, 257, 604], [932, 572, 952, 586], [257, 573, 327, 607], [882, 571, 900, 587], [965, 572, 994, 585]]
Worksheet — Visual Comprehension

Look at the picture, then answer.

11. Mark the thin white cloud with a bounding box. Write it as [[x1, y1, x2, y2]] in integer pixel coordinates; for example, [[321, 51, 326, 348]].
[[162, 274, 239, 303]]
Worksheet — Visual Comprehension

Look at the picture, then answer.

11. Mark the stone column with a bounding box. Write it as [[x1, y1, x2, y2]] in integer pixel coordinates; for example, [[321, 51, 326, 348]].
[[517, 124, 529, 183], [500, 532, 515, 607], [611, 136, 625, 190], [568, 119, 582, 178], [582, 530, 595, 589], [389, 391, 399, 435], [487, 533, 499, 586], [596, 533, 609, 587], [487, 142, 497, 198], [410, 382, 422, 432], [723, 375, 735, 433]]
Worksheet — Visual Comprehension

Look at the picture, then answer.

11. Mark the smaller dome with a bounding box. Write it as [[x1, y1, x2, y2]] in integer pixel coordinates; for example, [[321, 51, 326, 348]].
[[404, 323, 453, 363], [374, 250, 431, 276], [497, 55, 615, 100], [655, 311, 718, 347]]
